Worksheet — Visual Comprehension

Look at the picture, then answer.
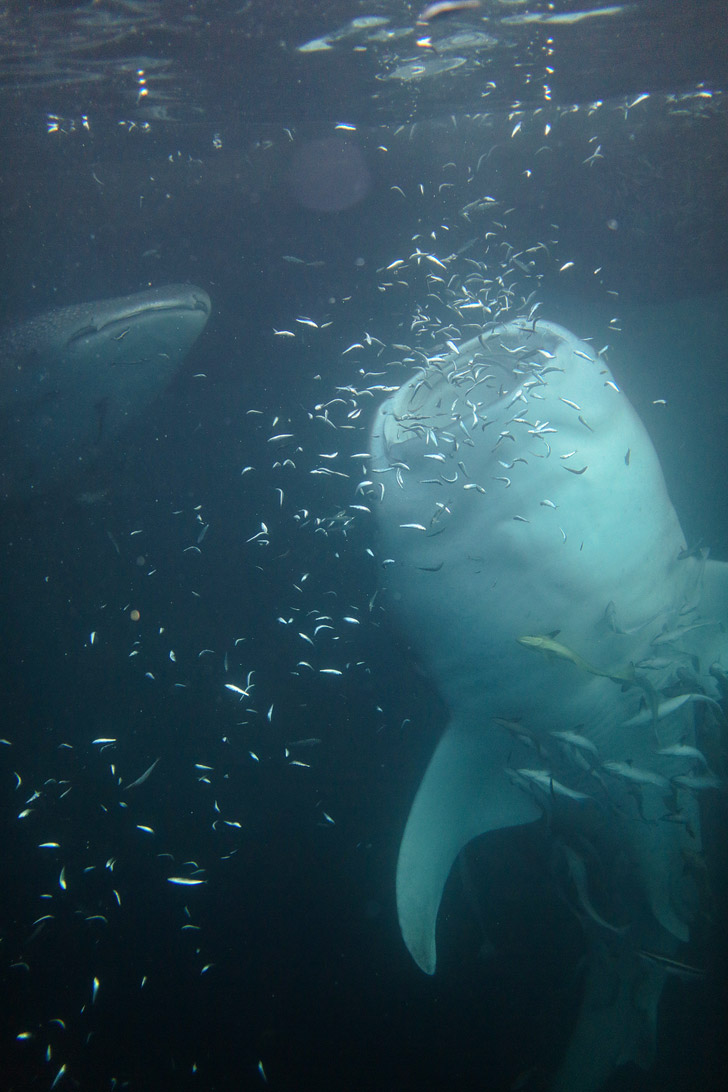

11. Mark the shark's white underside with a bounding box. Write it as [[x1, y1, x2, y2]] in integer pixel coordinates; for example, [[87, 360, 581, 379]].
[[369, 319, 726, 1089]]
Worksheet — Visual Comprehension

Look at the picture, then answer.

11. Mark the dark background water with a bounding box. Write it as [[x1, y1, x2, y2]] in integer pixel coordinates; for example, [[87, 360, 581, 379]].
[[1, 3, 727, 1091]]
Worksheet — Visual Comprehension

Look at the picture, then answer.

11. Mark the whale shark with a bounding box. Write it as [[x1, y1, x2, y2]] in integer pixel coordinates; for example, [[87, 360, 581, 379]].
[[369, 318, 726, 1090], [0, 283, 211, 498]]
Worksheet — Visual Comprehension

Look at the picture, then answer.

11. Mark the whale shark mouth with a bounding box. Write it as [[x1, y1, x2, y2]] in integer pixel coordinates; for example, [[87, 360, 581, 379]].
[[63, 287, 211, 348]]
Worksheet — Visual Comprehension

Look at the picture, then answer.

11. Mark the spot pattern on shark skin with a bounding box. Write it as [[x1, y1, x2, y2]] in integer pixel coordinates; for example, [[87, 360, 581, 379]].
[[0, 284, 211, 497]]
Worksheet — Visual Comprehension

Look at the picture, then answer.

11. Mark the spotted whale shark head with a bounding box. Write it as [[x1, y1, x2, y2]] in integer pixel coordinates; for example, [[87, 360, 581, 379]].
[[0, 283, 211, 497], [369, 318, 727, 1089]]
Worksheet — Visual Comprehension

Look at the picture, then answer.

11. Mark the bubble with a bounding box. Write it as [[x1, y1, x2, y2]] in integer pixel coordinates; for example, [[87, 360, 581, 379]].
[[288, 138, 371, 213]]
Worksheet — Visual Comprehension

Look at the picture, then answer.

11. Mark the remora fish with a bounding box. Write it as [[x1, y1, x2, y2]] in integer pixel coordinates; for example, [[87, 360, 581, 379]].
[[516, 633, 635, 685], [561, 843, 629, 935], [518, 632, 658, 719], [0, 283, 211, 496], [637, 949, 706, 981]]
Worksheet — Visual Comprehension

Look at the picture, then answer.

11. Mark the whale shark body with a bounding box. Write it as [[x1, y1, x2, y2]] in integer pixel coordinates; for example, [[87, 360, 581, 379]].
[[0, 283, 211, 497], [370, 319, 726, 1090]]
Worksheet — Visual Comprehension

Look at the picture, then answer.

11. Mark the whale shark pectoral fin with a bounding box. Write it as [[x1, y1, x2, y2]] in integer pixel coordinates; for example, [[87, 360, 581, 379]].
[[396, 717, 541, 974]]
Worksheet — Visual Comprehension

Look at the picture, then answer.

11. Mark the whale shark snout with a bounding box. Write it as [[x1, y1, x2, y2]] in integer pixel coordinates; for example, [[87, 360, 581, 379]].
[[0, 283, 211, 497]]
